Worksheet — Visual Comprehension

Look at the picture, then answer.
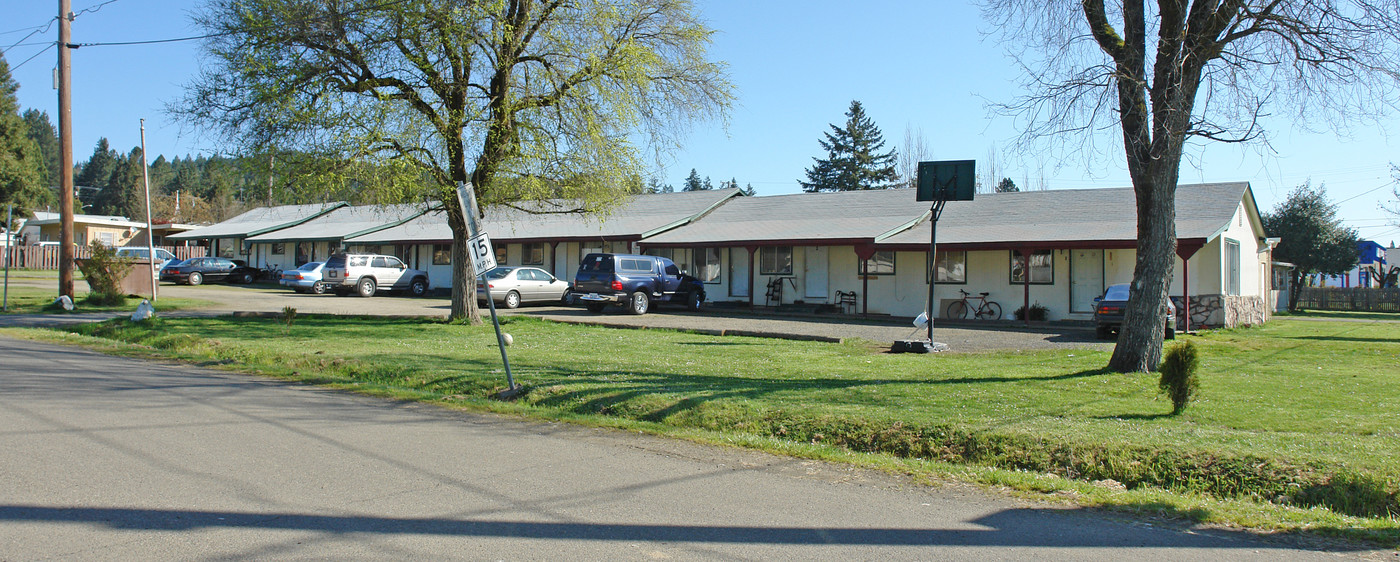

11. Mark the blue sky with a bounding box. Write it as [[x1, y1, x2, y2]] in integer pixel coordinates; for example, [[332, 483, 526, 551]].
[[4, 0, 1398, 242]]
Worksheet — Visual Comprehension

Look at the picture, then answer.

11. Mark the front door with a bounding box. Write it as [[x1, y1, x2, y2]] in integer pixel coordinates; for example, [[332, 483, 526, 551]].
[[1070, 249, 1105, 313], [729, 248, 750, 297], [804, 246, 828, 300]]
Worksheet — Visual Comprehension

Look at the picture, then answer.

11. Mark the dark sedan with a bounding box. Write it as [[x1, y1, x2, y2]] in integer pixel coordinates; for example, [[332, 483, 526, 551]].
[[161, 257, 259, 285], [1093, 283, 1176, 340]]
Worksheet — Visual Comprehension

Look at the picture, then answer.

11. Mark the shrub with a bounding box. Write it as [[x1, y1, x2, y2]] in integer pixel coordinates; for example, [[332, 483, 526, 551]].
[[282, 306, 297, 334], [1013, 302, 1050, 321], [1159, 341, 1200, 415], [78, 241, 134, 306]]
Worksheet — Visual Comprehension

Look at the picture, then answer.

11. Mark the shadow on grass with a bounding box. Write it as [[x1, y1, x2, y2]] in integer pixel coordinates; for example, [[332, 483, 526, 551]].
[[1283, 335, 1400, 344], [1095, 412, 1174, 421]]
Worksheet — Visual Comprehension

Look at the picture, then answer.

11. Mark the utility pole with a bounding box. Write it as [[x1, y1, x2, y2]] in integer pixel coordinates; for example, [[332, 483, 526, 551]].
[[57, 0, 75, 299], [140, 119, 157, 302]]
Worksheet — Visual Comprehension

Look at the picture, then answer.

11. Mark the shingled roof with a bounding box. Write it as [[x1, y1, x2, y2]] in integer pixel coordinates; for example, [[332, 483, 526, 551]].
[[876, 182, 1258, 250], [166, 202, 347, 240], [347, 189, 741, 244], [244, 203, 436, 244], [641, 189, 928, 246]]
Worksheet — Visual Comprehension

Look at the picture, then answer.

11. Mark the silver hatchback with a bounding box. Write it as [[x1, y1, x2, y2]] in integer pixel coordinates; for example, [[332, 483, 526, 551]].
[[476, 266, 572, 308]]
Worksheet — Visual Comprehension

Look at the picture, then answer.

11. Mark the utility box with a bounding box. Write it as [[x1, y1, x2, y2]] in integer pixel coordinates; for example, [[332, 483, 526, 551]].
[[76, 258, 155, 296]]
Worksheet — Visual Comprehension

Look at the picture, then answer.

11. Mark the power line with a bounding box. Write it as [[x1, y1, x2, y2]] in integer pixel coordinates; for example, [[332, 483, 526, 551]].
[[1334, 181, 1396, 205], [9, 43, 55, 73], [2, 19, 56, 54], [70, 32, 224, 48], [72, 0, 124, 19]]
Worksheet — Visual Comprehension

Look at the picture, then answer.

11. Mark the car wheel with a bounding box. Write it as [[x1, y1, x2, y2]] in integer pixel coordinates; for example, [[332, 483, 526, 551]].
[[628, 291, 650, 315], [685, 290, 703, 312], [561, 288, 574, 305], [409, 277, 428, 297], [310, 281, 326, 295], [586, 303, 606, 313], [237, 272, 254, 284], [356, 277, 377, 297], [187, 272, 203, 286], [503, 290, 521, 309]]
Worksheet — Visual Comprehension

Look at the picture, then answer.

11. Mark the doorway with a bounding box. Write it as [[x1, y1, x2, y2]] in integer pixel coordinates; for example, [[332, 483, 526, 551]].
[[1070, 249, 1104, 313]]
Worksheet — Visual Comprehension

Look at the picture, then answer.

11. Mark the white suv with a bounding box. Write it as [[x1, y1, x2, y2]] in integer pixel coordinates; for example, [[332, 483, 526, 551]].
[[322, 253, 431, 297], [115, 247, 180, 274]]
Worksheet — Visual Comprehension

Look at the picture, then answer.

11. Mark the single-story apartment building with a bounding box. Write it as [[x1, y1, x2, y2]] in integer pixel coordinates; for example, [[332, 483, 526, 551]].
[[181, 182, 1274, 329], [24, 213, 201, 249], [343, 189, 741, 289], [167, 202, 347, 263], [242, 203, 436, 272]]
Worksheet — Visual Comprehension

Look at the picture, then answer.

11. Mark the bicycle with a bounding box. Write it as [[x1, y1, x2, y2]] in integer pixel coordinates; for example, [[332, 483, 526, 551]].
[[945, 289, 1002, 320], [260, 262, 283, 282]]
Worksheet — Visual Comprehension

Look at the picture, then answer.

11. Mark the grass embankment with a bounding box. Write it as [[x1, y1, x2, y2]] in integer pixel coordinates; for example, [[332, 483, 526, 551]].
[[25, 314, 1400, 544], [0, 285, 212, 314]]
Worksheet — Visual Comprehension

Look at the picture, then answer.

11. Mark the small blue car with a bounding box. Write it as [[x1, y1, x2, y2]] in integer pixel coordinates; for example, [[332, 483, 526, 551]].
[[279, 262, 327, 294]]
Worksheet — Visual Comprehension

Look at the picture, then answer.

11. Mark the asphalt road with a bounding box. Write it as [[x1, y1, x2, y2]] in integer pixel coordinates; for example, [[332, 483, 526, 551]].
[[0, 336, 1370, 560]]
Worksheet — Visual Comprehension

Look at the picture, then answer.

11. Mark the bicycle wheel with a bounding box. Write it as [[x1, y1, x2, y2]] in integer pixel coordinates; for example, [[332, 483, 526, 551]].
[[945, 300, 969, 320], [980, 302, 1003, 320]]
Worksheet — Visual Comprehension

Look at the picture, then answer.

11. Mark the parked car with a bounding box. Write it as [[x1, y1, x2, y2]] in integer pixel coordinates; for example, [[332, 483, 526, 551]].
[[572, 253, 705, 315], [475, 266, 572, 308], [1093, 283, 1176, 340], [115, 247, 180, 273], [322, 252, 430, 297], [280, 261, 327, 294], [161, 256, 259, 285]]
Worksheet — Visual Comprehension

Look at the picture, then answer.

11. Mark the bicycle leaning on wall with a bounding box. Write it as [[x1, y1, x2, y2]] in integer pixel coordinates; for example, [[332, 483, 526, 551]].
[[945, 289, 1002, 320]]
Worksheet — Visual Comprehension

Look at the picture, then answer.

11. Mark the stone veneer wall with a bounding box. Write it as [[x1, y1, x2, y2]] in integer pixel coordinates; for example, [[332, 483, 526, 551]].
[[1169, 294, 1269, 330]]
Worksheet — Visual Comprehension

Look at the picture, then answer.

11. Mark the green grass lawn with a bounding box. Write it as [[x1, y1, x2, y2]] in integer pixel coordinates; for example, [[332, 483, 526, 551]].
[[0, 285, 212, 314], [13, 314, 1400, 545]]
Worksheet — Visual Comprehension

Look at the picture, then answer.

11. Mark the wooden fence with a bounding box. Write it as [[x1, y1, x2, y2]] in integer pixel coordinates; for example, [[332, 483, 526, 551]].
[[1295, 287, 1400, 312], [1, 245, 207, 270]]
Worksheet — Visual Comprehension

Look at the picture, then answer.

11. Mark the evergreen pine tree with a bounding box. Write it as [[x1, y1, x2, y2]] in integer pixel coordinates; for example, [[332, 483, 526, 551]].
[[742, 183, 756, 196], [683, 168, 704, 191], [995, 177, 1019, 193], [799, 100, 899, 192], [22, 109, 59, 191], [0, 54, 49, 217]]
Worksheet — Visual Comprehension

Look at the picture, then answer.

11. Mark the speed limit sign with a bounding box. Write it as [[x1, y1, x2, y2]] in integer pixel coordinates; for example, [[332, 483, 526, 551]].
[[468, 233, 497, 275]]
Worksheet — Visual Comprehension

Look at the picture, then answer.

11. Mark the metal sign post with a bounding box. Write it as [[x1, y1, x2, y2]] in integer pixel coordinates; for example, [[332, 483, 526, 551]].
[[455, 182, 516, 393]]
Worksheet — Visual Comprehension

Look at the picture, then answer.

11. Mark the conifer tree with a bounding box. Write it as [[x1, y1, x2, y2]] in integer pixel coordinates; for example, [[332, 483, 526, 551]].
[[0, 54, 49, 216], [22, 109, 59, 190], [683, 168, 705, 191], [800, 100, 898, 192]]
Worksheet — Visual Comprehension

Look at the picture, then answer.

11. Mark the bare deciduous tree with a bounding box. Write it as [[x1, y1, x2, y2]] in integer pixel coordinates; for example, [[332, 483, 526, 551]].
[[898, 124, 933, 189], [983, 0, 1400, 371]]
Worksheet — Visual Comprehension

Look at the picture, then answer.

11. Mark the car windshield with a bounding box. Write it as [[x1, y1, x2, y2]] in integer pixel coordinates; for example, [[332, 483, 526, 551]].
[[1104, 284, 1132, 300], [485, 267, 514, 280], [298, 262, 322, 272]]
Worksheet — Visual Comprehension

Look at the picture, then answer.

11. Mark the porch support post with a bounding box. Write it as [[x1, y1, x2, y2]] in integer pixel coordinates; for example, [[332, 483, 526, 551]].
[[1176, 241, 1203, 334], [855, 244, 877, 315], [1021, 247, 1032, 327], [746, 245, 757, 308]]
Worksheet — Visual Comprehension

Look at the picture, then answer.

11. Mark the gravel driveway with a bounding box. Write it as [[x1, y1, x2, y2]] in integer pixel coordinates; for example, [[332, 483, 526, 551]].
[[4, 278, 1115, 353]]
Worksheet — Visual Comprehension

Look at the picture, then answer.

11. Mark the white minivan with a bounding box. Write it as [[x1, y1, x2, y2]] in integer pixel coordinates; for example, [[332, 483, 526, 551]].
[[115, 247, 180, 273]]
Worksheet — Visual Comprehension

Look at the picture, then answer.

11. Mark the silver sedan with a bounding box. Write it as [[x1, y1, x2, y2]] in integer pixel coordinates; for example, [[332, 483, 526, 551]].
[[476, 266, 573, 308]]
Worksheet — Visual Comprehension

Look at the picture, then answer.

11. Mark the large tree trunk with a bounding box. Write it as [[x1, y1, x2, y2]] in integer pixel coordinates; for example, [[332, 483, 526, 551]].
[[1108, 172, 1177, 372]]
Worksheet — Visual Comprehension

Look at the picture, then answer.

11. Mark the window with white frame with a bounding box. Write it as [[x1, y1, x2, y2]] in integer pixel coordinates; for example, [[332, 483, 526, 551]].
[[1225, 239, 1241, 295]]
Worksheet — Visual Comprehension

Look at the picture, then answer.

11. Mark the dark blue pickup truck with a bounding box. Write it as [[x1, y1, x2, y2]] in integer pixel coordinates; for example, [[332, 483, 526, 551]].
[[573, 253, 706, 315]]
